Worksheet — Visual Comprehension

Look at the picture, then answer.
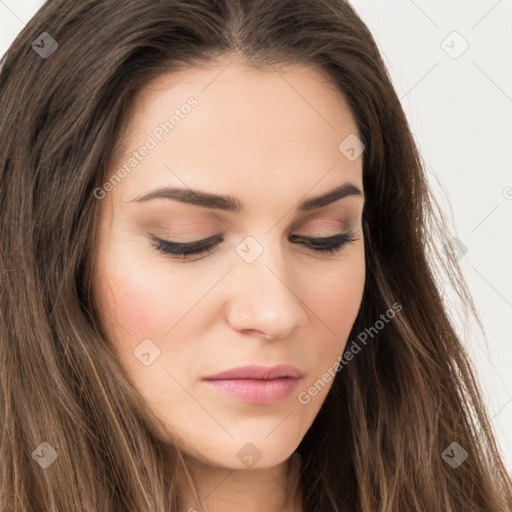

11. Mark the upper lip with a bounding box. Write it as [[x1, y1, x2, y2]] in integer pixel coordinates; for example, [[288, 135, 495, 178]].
[[203, 364, 304, 380]]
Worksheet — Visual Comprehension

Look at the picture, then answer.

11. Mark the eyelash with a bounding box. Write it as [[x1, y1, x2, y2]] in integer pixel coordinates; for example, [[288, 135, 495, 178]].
[[150, 231, 358, 259]]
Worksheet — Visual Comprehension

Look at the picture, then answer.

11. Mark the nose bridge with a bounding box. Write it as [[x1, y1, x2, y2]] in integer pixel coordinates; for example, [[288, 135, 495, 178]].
[[227, 234, 308, 339]]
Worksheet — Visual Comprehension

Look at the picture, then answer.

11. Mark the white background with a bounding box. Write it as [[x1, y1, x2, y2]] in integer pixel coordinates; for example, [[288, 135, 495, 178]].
[[1, 0, 511, 471]]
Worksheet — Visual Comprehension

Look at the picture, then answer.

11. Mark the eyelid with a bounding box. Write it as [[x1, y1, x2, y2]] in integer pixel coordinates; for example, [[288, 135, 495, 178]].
[[149, 229, 358, 259], [148, 233, 222, 255], [150, 230, 345, 247]]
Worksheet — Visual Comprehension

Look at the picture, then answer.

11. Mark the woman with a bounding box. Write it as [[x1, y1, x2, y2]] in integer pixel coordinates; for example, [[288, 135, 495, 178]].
[[0, 0, 511, 510]]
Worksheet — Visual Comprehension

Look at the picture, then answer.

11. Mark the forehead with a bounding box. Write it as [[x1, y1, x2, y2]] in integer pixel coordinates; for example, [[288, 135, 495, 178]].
[[106, 57, 363, 209]]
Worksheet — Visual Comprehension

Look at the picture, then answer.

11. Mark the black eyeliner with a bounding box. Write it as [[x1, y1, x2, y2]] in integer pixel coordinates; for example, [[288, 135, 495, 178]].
[[149, 233, 223, 256], [150, 230, 357, 258]]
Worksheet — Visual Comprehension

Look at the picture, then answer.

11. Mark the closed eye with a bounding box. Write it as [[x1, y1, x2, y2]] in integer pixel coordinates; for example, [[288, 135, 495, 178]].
[[149, 231, 358, 260]]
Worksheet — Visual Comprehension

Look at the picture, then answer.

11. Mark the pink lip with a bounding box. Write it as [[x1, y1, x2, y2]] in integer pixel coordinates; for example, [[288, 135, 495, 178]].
[[203, 378, 301, 405], [202, 364, 304, 405], [204, 364, 304, 380]]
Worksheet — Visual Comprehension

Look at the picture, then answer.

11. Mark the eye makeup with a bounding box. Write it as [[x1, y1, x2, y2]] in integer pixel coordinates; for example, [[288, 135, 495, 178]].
[[149, 230, 358, 260]]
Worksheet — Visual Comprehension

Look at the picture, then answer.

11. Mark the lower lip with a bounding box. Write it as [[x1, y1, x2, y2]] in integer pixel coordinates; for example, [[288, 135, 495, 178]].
[[203, 377, 302, 405]]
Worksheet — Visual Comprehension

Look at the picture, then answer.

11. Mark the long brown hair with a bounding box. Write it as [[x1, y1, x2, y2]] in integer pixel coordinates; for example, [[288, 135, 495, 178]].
[[1, 0, 511, 510]]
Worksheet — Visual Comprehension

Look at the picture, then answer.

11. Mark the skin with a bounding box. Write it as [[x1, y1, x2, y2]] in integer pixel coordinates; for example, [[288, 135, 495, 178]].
[[90, 55, 365, 512]]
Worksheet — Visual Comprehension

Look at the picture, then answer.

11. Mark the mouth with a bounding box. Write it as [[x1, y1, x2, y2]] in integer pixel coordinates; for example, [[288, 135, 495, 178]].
[[203, 364, 304, 380], [202, 364, 304, 405], [202, 377, 302, 405]]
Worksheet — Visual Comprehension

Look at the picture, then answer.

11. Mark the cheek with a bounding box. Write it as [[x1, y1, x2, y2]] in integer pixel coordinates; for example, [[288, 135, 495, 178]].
[[116, 281, 155, 329], [321, 281, 363, 335], [314, 260, 365, 339], [93, 249, 167, 346]]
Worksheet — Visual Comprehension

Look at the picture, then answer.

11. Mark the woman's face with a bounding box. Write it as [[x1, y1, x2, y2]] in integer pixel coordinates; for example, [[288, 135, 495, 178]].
[[91, 56, 365, 471]]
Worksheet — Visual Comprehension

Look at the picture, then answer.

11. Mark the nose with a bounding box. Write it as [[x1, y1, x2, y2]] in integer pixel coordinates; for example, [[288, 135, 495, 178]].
[[226, 241, 308, 340]]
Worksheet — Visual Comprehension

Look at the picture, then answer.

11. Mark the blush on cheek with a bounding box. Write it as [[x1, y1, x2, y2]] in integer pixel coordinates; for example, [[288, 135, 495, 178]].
[[114, 279, 155, 334]]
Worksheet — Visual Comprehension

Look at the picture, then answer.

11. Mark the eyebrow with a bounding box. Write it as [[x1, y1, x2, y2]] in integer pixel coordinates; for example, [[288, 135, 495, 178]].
[[128, 182, 363, 214]]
